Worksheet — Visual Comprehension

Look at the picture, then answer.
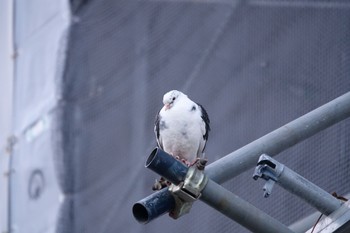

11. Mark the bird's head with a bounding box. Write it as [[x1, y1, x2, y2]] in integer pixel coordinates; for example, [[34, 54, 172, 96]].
[[162, 90, 184, 110]]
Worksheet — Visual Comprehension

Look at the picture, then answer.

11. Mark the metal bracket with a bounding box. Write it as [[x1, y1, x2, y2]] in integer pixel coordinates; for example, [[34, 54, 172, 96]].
[[253, 154, 343, 215], [253, 154, 284, 197], [168, 163, 208, 219]]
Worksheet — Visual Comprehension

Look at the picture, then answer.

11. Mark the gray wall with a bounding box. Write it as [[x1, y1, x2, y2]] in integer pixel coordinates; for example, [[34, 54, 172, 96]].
[[4, 1, 70, 233]]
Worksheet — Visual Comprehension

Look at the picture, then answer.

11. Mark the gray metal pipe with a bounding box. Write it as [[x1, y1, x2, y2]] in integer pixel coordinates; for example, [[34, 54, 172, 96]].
[[133, 188, 175, 224], [289, 192, 350, 232], [135, 148, 293, 232], [288, 211, 321, 233], [277, 163, 342, 215], [253, 154, 343, 215], [206, 91, 350, 184], [200, 179, 294, 233]]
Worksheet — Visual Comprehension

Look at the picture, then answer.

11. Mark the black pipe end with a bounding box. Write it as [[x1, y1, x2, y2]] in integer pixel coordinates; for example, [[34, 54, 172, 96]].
[[133, 148, 189, 224], [145, 147, 188, 185], [146, 147, 158, 168], [132, 203, 150, 224], [132, 188, 176, 224]]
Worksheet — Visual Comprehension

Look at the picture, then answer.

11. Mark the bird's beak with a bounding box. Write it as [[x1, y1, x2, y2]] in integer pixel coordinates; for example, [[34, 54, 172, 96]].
[[164, 104, 171, 110]]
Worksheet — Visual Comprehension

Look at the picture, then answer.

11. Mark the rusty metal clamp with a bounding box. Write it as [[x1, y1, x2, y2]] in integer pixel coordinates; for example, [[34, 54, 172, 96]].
[[168, 162, 208, 219]]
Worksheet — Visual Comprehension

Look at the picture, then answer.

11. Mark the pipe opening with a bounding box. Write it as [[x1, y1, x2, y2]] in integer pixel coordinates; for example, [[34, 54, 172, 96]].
[[132, 203, 149, 224], [146, 148, 158, 168]]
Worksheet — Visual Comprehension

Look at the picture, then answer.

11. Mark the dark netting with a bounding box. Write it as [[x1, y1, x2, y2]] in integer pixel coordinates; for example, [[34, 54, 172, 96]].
[[58, 1, 350, 232]]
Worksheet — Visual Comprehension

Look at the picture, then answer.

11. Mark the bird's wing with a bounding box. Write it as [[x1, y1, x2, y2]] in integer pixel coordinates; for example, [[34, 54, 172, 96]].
[[154, 110, 163, 149], [197, 103, 210, 155]]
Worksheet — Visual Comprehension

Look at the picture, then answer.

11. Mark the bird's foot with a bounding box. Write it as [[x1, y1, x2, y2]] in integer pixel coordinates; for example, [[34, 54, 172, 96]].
[[190, 157, 208, 170], [173, 155, 207, 168], [173, 155, 191, 166], [152, 177, 171, 191], [182, 158, 191, 166], [188, 157, 200, 167]]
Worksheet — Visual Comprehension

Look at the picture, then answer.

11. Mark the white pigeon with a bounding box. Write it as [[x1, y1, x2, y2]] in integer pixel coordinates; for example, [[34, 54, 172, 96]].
[[154, 90, 210, 165]]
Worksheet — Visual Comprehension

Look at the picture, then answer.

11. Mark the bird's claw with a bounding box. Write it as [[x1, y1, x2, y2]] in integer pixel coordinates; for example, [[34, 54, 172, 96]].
[[173, 155, 208, 168], [151, 157, 208, 190], [173, 155, 191, 166], [182, 158, 191, 166], [152, 180, 163, 191], [192, 158, 208, 170], [152, 177, 171, 191]]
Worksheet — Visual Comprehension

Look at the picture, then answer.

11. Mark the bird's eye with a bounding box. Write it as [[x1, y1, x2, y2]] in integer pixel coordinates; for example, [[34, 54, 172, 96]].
[[172, 97, 176, 101]]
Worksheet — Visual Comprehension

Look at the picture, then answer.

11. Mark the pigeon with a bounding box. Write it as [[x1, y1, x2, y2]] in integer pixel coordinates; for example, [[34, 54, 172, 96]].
[[152, 90, 210, 190]]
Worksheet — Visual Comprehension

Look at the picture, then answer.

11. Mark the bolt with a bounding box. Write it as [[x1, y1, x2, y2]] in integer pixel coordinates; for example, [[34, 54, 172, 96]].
[[196, 158, 208, 170]]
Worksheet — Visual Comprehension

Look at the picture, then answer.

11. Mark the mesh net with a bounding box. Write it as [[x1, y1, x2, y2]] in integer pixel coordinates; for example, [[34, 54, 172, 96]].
[[58, 1, 350, 232]]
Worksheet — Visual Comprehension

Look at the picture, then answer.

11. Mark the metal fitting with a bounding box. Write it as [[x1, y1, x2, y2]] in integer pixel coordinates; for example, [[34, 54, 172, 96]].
[[253, 154, 343, 215], [253, 154, 284, 197], [137, 148, 209, 221], [168, 165, 208, 219]]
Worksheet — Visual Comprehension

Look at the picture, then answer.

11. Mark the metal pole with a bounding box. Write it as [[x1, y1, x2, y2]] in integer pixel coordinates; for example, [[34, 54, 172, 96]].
[[288, 211, 321, 233], [200, 179, 293, 233], [276, 165, 342, 215], [253, 155, 343, 215], [133, 188, 175, 224], [136, 148, 293, 232], [289, 193, 350, 232], [206, 91, 350, 184], [146, 147, 189, 185]]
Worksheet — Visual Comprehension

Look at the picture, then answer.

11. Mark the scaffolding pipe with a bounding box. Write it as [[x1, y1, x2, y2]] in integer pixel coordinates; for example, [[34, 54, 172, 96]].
[[271, 163, 342, 215], [206, 91, 350, 184], [137, 148, 293, 232], [133, 188, 174, 224], [289, 211, 321, 233], [200, 179, 293, 233], [289, 193, 350, 232], [253, 154, 343, 215], [146, 148, 189, 185]]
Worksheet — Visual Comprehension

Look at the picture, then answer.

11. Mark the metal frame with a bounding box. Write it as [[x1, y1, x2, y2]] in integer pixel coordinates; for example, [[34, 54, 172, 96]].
[[205, 91, 350, 183], [253, 154, 343, 215], [305, 200, 350, 233], [134, 91, 350, 232], [289, 192, 350, 233], [138, 148, 293, 232], [201, 179, 293, 233]]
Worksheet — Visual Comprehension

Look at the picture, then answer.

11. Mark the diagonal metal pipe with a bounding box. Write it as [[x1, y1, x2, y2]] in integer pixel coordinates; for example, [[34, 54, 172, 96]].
[[288, 193, 350, 233], [253, 154, 343, 215], [200, 179, 293, 233], [136, 148, 293, 232], [206, 91, 350, 184]]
